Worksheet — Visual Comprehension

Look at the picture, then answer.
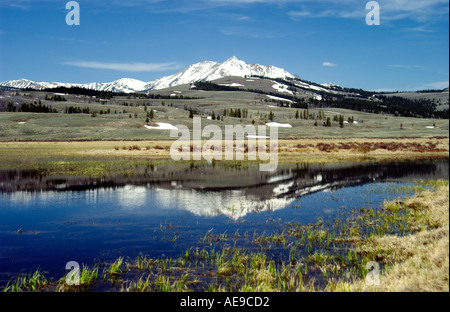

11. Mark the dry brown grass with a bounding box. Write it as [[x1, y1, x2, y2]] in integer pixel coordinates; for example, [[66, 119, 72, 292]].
[[334, 183, 449, 292], [0, 137, 447, 163]]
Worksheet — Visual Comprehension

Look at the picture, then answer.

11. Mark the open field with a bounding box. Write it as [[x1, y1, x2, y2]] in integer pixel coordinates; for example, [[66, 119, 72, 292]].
[[1, 89, 448, 141]]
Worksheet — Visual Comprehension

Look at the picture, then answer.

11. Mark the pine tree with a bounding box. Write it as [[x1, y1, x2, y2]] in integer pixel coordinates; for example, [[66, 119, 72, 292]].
[[339, 115, 344, 128]]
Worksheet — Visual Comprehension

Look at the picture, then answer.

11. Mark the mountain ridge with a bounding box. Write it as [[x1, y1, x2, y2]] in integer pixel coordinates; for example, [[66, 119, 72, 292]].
[[0, 57, 294, 94]]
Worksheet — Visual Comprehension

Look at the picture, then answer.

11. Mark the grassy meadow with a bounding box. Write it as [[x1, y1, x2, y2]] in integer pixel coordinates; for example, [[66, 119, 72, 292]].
[[0, 89, 449, 141]]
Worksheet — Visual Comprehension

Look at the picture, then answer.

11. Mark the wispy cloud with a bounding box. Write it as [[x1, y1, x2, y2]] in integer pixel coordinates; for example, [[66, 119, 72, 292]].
[[404, 24, 436, 33], [288, 8, 363, 20], [62, 60, 182, 73], [388, 64, 426, 69], [2, 0, 447, 23], [286, 0, 449, 23], [323, 62, 338, 67], [419, 80, 449, 90], [0, 0, 166, 9]]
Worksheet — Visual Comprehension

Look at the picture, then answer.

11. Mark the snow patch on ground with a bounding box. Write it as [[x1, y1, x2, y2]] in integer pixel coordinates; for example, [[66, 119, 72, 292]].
[[218, 83, 245, 87], [314, 94, 322, 101], [145, 123, 178, 130], [266, 122, 292, 128], [266, 95, 293, 103]]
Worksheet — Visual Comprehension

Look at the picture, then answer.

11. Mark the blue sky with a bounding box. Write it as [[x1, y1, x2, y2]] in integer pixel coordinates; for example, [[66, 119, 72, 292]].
[[0, 0, 448, 91]]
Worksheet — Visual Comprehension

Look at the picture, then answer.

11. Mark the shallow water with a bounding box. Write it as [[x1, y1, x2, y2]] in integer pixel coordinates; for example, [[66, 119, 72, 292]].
[[0, 158, 448, 285]]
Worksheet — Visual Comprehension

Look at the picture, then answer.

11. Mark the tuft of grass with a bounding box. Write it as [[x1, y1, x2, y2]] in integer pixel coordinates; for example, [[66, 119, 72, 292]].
[[3, 269, 49, 292], [104, 257, 124, 279]]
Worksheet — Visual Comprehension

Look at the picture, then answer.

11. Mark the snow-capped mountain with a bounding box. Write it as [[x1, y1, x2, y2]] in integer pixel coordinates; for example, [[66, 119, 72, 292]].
[[0, 79, 68, 90], [0, 57, 294, 93], [146, 56, 294, 90], [0, 78, 148, 94]]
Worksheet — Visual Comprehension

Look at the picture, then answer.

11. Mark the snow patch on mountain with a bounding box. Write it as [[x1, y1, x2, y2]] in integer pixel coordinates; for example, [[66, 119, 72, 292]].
[[272, 82, 294, 95]]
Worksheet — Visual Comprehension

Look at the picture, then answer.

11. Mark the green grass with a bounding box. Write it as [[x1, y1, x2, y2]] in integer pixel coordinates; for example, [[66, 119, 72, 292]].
[[2, 269, 49, 292]]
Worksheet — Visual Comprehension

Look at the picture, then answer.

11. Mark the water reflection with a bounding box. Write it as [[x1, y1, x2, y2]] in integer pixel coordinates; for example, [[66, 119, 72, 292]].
[[0, 158, 448, 285], [1, 158, 448, 220]]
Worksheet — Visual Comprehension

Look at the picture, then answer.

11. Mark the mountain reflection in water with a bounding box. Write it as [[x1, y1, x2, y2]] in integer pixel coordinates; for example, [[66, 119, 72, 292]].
[[1, 158, 447, 220]]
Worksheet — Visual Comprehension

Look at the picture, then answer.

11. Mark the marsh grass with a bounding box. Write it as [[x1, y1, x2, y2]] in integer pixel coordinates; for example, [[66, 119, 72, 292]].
[[103, 257, 124, 279], [0, 139, 447, 179], [2, 269, 49, 292]]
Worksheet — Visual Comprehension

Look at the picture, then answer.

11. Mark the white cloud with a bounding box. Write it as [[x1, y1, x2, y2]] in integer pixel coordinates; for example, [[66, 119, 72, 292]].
[[62, 61, 182, 72], [388, 64, 426, 69], [322, 62, 337, 67], [420, 80, 449, 90]]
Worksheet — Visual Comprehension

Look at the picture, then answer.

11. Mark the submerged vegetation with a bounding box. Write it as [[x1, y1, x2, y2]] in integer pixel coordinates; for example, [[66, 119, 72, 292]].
[[2, 180, 448, 292]]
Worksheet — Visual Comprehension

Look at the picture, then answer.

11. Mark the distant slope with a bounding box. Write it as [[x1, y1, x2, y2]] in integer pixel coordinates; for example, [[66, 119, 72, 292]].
[[381, 89, 449, 112], [192, 77, 448, 119]]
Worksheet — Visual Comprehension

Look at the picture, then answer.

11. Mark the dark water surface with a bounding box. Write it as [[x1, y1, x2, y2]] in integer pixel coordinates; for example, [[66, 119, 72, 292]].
[[0, 158, 448, 285]]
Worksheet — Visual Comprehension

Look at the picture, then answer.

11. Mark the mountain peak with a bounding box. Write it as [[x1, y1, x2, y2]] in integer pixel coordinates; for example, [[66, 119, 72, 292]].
[[223, 56, 246, 66], [227, 56, 239, 62]]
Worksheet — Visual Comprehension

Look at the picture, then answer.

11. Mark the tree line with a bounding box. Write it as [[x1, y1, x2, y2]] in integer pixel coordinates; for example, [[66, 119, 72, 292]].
[[1, 101, 57, 113]]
